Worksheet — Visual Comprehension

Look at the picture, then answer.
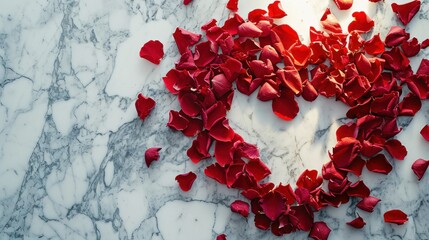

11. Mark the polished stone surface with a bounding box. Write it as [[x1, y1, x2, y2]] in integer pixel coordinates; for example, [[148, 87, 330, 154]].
[[0, 0, 428, 239]]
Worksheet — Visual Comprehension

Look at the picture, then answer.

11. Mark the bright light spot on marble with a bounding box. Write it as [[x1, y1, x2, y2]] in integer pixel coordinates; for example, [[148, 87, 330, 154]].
[[117, 188, 149, 236]]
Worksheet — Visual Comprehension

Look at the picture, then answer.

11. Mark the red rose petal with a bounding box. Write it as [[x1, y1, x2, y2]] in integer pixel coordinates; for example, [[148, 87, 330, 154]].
[[216, 234, 227, 240], [135, 93, 156, 121], [205, 163, 227, 184], [366, 154, 393, 175], [385, 26, 410, 47], [411, 159, 429, 180], [401, 37, 421, 57], [336, 122, 357, 141], [272, 24, 300, 50], [334, 0, 353, 10], [347, 180, 370, 198], [259, 191, 285, 221], [384, 139, 407, 160], [167, 110, 189, 131], [348, 11, 374, 33], [145, 147, 161, 167], [139, 40, 164, 64], [277, 67, 303, 94], [238, 22, 263, 38], [183, 0, 192, 5], [347, 216, 366, 229], [420, 125, 429, 141], [296, 169, 323, 191], [182, 117, 203, 137], [398, 93, 422, 116], [384, 209, 408, 225], [209, 118, 235, 142], [178, 92, 200, 117], [175, 171, 197, 192], [257, 81, 280, 101], [246, 158, 271, 182], [290, 205, 314, 231], [309, 221, 331, 240], [272, 90, 299, 121], [254, 214, 271, 230], [230, 200, 250, 217], [173, 28, 202, 54], [364, 34, 385, 55], [422, 39, 429, 49], [268, 1, 287, 19], [226, 0, 238, 12], [186, 131, 212, 163], [320, 8, 342, 33], [331, 137, 362, 169], [391, 0, 421, 26], [357, 196, 381, 212]]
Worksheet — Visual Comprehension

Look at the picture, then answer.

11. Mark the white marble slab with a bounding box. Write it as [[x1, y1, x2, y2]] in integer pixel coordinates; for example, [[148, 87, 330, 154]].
[[0, 0, 428, 239]]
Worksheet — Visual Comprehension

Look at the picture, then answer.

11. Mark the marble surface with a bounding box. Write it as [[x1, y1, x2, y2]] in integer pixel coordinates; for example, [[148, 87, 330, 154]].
[[0, 0, 428, 239]]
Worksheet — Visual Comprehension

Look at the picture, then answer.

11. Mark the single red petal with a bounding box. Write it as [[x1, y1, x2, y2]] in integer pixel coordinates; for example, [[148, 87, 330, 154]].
[[246, 158, 271, 182], [385, 26, 410, 47], [302, 81, 319, 102], [277, 67, 302, 94], [366, 154, 393, 175], [167, 110, 189, 131], [178, 92, 200, 117], [420, 125, 429, 141], [347, 216, 366, 229], [259, 191, 285, 221], [183, 0, 192, 5], [275, 183, 296, 205], [384, 139, 407, 160], [411, 159, 429, 180], [296, 169, 323, 191], [175, 171, 197, 192], [422, 39, 429, 49], [202, 101, 227, 130], [271, 24, 300, 50], [139, 40, 164, 64], [309, 221, 331, 240], [336, 122, 357, 141], [417, 59, 429, 75], [333, 0, 353, 10], [384, 209, 408, 225], [348, 11, 374, 33], [145, 147, 161, 167], [257, 82, 280, 101], [194, 41, 218, 67], [230, 200, 250, 217], [173, 28, 202, 54], [238, 22, 263, 38], [347, 180, 370, 198], [186, 131, 212, 163], [401, 37, 421, 57], [272, 90, 299, 121], [357, 196, 381, 212], [398, 93, 422, 116], [248, 9, 268, 23], [268, 1, 287, 18], [209, 118, 235, 142], [135, 93, 156, 121], [216, 234, 227, 240], [204, 163, 227, 184], [331, 137, 361, 169], [254, 214, 271, 230], [320, 8, 342, 33], [182, 117, 203, 137], [290, 205, 314, 231], [226, 0, 238, 11], [288, 44, 311, 68], [364, 34, 385, 55], [391, 0, 421, 26]]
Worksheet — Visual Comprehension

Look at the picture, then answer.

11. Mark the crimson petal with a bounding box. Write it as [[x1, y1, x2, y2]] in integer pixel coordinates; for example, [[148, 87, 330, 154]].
[[272, 90, 299, 121], [145, 147, 161, 167], [357, 196, 381, 212], [420, 125, 429, 141], [411, 159, 429, 180], [230, 200, 250, 217], [347, 216, 366, 229], [135, 93, 156, 121], [384, 139, 407, 160], [366, 154, 393, 175], [139, 40, 164, 64], [309, 221, 331, 240], [175, 171, 197, 192], [268, 1, 287, 18], [391, 0, 421, 26], [384, 209, 408, 225]]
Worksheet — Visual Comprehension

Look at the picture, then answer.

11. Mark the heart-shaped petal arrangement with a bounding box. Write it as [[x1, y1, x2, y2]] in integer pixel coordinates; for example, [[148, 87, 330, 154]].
[[136, 0, 429, 239]]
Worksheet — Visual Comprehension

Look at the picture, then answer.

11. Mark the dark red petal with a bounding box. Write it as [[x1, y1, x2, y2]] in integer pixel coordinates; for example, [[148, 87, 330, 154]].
[[173, 28, 202, 54], [167, 110, 189, 131], [391, 0, 421, 26], [216, 234, 227, 240], [209, 118, 235, 142], [385, 26, 410, 47], [411, 159, 429, 180], [268, 1, 287, 18], [364, 34, 385, 55], [275, 183, 296, 205], [230, 200, 250, 217], [309, 221, 331, 240], [422, 39, 429, 49], [417, 59, 429, 75], [290, 205, 314, 231], [277, 67, 303, 94], [384, 139, 407, 160], [178, 92, 200, 117], [401, 37, 421, 57], [226, 0, 238, 12], [202, 102, 227, 130], [331, 137, 361, 169], [204, 163, 227, 184], [357, 196, 381, 212], [296, 169, 323, 191], [139, 40, 164, 64], [398, 93, 422, 116], [420, 125, 429, 141], [182, 117, 203, 137], [272, 90, 299, 121], [334, 0, 353, 10], [183, 0, 192, 5], [384, 209, 408, 225], [320, 8, 342, 33], [194, 41, 218, 67], [348, 11, 374, 33], [347, 216, 366, 229], [135, 93, 156, 121], [175, 171, 197, 192], [257, 82, 280, 101], [366, 154, 393, 175], [246, 158, 271, 182], [259, 192, 285, 221], [254, 214, 271, 230], [145, 147, 161, 167], [347, 180, 370, 198]]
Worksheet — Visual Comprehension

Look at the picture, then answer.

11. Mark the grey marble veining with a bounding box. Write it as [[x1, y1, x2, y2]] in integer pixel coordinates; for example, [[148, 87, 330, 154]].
[[0, 0, 428, 239]]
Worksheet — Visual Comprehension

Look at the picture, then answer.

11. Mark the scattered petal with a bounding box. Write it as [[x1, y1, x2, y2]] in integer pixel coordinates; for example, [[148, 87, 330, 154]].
[[411, 159, 429, 180], [175, 171, 197, 192], [420, 125, 429, 141], [366, 154, 393, 175], [230, 200, 250, 217], [145, 147, 161, 167], [384, 139, 407, 160], [347, 216, 366, 228], [139, 40, 164, 64], [226, 0, 239, 12], [309, 221, 331, 240], [135, 93, 156, 121], [333, 0, 353, 10], [384, 209, 408, 225], [268, 1, 287, 18], [357, 196, 381, 212], [391, 0, 421, 26]]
